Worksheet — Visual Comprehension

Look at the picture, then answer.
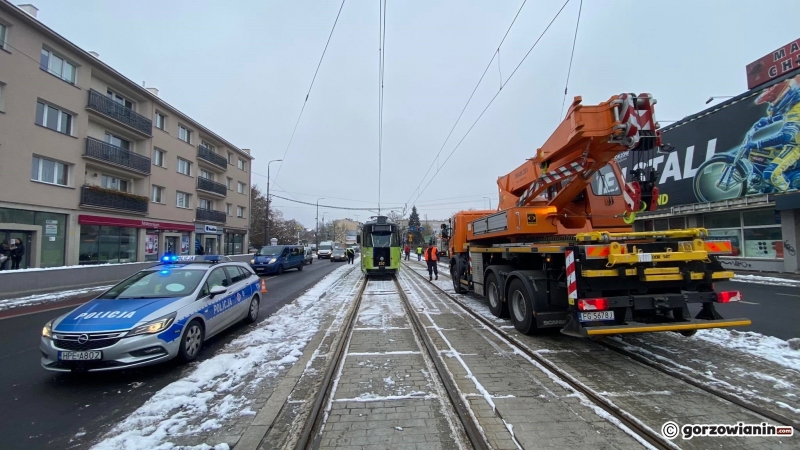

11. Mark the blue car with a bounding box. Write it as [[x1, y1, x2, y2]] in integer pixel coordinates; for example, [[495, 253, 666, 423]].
[[40, 255, 263, 372], [250, 245, 305, 275]]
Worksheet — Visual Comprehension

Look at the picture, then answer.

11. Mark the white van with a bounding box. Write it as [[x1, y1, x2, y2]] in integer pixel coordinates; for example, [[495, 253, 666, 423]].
[[318, 241, 334, 259], [303, 246, 314, 265]]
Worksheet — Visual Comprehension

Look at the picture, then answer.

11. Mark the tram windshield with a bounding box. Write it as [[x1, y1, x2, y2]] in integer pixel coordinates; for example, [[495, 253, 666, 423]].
[[365, 232, 397, 248]]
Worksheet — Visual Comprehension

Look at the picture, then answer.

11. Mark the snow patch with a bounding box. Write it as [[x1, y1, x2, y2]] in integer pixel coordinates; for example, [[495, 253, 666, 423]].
[[694, 328, 800, 372], [732, 274, 800, 286], [0, 285, 111, 311]]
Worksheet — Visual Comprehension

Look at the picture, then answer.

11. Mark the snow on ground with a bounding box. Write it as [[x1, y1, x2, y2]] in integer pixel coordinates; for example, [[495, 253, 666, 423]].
[[0, 285, 111, 311], [0, 261, 145, 274], [732, 273, 800, 287], [91, 262, 360, 450], [693, 328, 800, 372]]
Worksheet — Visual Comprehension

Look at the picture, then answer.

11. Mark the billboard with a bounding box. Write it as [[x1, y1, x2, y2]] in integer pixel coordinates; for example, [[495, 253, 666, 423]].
[[345, 230, 357, 244], [617, 74, 800, 208], [746, 38, 800, 90]]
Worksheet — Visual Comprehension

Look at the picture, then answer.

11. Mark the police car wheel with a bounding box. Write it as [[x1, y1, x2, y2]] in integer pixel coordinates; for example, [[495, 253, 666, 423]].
[[179, 320, 205, 363], [245, 295, 260, 323]]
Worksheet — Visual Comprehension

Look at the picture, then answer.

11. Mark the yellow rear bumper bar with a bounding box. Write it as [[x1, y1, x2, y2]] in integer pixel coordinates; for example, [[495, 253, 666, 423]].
[[585, 318, 752, 336]]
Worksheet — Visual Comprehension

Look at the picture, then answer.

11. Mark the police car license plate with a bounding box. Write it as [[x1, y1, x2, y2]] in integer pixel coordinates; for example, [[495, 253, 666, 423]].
[[578, 311, 614, 322], [58, 351, 102, 361]]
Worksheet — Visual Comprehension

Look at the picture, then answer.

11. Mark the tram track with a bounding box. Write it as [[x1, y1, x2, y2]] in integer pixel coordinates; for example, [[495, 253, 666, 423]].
[[401, 261, 800, 449], [295, 275, 488, 450]]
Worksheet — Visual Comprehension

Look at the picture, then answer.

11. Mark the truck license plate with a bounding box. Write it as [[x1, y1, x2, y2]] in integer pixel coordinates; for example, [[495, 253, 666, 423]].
[[578, 311, 614, 322], [58, 351, 102, 361]]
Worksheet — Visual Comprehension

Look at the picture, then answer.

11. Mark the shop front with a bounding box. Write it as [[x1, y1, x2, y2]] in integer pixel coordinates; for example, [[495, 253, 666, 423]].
[[195, 224, 222, 255], [0, 207, 67, 269], [223, 228, 247, 255], [78, 215, 194, 265]]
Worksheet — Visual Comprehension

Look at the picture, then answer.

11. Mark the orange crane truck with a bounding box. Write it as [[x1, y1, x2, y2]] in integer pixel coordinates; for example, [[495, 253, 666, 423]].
[[446, 94, 751, 337]]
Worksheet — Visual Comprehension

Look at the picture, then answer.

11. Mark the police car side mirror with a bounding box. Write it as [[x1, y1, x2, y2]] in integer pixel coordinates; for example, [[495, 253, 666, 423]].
[[209, 285, 227, 297]]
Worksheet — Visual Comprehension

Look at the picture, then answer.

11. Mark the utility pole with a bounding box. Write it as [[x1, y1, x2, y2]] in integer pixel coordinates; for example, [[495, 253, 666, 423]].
[[316, 197, 325, 248], [265, 159, 282, 246]]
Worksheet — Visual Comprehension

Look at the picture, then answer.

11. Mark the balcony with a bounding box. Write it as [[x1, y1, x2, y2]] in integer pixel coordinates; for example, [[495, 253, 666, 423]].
[[80, 185, 148, 214], [197, 145, 228, 171], [87, 89, 152, 136], [84, 138, 151, 175], [196, 208, 227, 224], [197, 176, 227, 197]]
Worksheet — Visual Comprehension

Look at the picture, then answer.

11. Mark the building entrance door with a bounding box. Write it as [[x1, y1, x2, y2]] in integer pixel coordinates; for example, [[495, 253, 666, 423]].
[[165, 236, 178, 255], [205, 237, 217, 255], [1, 230, 32, 270]]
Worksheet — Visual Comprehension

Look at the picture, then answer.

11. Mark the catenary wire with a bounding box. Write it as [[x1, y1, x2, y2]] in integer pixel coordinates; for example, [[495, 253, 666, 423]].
[[405, 0, 528, 205], [559, 0, 583, 119], [412, 0, 571, 204], [272, 0, 347, 185]]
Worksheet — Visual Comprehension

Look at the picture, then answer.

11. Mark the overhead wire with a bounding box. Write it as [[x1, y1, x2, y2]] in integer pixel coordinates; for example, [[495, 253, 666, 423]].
[[412, 0, 572, 204], [377, 0, 387, 214], [272, 0, 347, 185], [559, 0, 583, 119], [405, 0, 528, 206]]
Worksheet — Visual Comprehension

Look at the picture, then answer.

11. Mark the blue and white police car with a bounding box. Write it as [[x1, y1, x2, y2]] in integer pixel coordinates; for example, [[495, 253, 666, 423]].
[[40, 255, 264, 372]]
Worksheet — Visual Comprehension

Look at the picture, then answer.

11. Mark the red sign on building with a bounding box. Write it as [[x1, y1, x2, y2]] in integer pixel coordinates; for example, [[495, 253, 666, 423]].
[[746, 38, 800, 90]]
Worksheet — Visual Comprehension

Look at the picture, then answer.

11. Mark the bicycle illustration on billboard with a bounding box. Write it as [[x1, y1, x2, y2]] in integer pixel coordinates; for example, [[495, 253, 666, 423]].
[[694, 76, 800, 202]]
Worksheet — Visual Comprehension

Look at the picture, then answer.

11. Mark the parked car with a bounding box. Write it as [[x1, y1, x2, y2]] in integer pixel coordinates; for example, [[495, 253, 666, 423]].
[[331, 248, 347, 262], [250, 245, 305, 275], [40, 255, 259, 372], [303, 246, 314, 265]]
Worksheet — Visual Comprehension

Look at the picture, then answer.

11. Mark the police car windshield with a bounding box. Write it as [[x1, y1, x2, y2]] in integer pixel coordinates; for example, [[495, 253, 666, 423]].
[[102, 269, 206, 299], [258, 246, 283, 256]]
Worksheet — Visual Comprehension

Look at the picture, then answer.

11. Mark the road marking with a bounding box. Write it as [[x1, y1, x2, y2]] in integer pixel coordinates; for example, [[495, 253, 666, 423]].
[[0, 302, 79, 321], [737, 301, 760, 305], [775, 293, 800, 298]]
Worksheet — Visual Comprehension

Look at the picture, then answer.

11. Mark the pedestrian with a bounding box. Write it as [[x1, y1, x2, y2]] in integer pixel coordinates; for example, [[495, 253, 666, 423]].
[[404, 244, 410, 261], [424, 242, 439, 281], [416, 245, 423, 261], [346, 247, 355, 264], [0, 239, 10, 271], [10, 238, 25, 270]]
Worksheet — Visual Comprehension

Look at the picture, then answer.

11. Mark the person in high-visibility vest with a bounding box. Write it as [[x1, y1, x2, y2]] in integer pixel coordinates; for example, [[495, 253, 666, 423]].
[[424, 243, 438, 281], [416, 246, 423, 261]]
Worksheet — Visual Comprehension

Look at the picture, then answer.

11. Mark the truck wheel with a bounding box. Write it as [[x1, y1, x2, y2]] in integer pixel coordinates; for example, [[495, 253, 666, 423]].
[[508, 279, 535, 335], [679, 330, 697, 337], [451, 259, 465, 294], [486, 273, 508, 318]]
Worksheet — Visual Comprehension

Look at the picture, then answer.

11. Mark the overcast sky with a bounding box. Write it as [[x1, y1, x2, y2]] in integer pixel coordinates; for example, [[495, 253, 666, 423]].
[[27, 0, 800, 226]]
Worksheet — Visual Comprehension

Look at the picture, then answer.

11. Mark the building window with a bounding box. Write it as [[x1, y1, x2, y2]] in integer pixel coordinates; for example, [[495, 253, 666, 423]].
[[177, 157, 192, 176], [201, 140, 215, 152], [226, 177, 233, 190], [101, 175, 129, 192], [237, 182, 245, 194], [224, 232, 245, 255], [40, 48, 76, 84], [199, 169, 213, 181], [79, 225, 138, 265], [155, 112, 165, 130], [35, 101, 73, 135], [153, 148, 165, 167], [152, 185, 164, 203], [0, 82, 5, 113], [237, 206, 245, 218], [237, 158, 246, 171], [107, 89, 133, 109], [0, 23, 7, 49], [228, 152, 233, 164], [226, 203, 232, 216], [105, 132, 131, 151], [31, 156, 68, 186], [199, 198, 213, 210], [179, 125, 192, 143], [704, 209, 783, 259], [176, 191, 191, 208]]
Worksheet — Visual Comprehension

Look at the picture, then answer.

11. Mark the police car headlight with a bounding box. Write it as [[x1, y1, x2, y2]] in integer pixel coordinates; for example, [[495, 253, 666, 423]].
[[127, 313, 177, 337], [42, 319, 54, 338], [269, 258, 277, 264]]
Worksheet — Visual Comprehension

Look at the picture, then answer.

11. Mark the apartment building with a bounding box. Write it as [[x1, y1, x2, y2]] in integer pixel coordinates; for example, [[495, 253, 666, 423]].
[[0, 2, 253, 268]]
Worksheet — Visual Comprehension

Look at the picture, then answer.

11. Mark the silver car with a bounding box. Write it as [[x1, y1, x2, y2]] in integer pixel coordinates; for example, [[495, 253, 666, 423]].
[[41, 255, 264, 372]]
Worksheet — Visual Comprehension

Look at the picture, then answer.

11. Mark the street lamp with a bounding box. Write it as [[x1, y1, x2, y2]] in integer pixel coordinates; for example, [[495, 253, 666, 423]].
[[705, 96, 734, 105], [322, 212, 329, 240], [316, 197, 325, 248], [483, 196, 492, 210], [265, 159, 282, 245]]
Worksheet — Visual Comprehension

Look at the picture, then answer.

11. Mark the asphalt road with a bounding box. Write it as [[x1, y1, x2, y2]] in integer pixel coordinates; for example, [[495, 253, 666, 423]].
[[707, 280, 800, 340], [0, 258, 348, 450]]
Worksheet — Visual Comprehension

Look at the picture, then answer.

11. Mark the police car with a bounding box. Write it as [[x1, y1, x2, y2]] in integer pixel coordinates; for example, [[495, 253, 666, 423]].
[[40, 255, 265, 372]]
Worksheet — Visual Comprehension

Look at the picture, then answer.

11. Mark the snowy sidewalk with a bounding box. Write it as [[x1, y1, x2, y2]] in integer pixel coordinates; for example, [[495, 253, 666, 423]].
[[0, 285, 110, 312]]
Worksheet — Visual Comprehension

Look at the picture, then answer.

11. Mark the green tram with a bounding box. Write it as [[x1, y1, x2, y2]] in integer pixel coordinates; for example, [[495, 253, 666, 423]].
[[360, 216, 401, 276]]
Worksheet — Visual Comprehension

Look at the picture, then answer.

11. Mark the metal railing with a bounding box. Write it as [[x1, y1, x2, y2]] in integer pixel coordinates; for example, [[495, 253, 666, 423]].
[[197, 176, 227, 196], [197, 145, 228, 170], [87, 89, 152, 136], [84, 137, 151, 174], [80, 185, 148, 214], [196, 208, 226, 223]]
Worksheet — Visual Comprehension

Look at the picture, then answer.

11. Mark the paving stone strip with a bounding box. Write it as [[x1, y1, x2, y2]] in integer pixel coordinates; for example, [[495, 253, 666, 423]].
[[400, 263, 799, 449]]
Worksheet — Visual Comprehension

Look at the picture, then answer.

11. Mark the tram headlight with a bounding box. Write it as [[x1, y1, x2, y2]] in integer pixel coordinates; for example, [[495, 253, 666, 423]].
[[380, 257, 384, 261]]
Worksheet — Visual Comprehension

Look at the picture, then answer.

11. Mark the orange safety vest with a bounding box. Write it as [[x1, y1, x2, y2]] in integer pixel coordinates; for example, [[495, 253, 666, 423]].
[[425, 247, 438, 261]]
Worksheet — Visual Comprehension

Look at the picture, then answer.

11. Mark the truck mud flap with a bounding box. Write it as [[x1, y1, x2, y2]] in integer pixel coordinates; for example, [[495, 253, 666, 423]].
[[534, 311, 570, 329], [562, 317, 752, 337]]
